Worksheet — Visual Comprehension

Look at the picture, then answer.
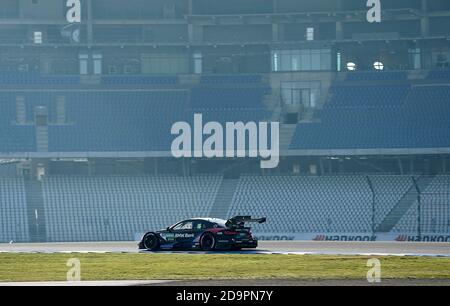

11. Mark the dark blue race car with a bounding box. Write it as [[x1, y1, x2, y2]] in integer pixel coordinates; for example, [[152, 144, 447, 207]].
[[138, 216, 266, 251]]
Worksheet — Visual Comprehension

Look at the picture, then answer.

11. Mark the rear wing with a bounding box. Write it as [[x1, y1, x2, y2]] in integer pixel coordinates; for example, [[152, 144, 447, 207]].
[[225, 216, 266, 229]]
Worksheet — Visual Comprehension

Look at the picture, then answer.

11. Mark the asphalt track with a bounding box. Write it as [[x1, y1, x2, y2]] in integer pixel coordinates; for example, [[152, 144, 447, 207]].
[[0, 241, 450, 257]]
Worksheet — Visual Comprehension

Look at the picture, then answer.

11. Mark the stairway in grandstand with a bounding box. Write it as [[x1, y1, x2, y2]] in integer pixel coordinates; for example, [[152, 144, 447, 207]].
[[376, 176, 435, 232], [279, 124, 297, 152], [209, 179, 239, 219], [36, 126, 49, 152], [24, 179, 47, 242]]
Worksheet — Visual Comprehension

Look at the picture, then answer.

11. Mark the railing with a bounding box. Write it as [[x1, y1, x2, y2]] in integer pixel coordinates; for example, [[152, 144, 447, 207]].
[[369, 175, 450, 238]]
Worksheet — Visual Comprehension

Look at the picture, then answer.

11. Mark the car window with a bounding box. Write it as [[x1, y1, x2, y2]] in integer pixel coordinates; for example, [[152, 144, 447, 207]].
[[193, 221, 210, 230], [172, 221, 193, 231]]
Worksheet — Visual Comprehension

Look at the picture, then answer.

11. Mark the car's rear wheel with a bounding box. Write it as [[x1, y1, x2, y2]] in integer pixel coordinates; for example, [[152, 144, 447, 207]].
[[200, 232, 216, 251], [143, 232, 160, 251]]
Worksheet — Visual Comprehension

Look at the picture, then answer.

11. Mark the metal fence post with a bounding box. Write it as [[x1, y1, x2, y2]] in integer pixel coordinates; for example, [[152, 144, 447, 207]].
[[412, 177, 422, 241], [366, 176, 376, 236]]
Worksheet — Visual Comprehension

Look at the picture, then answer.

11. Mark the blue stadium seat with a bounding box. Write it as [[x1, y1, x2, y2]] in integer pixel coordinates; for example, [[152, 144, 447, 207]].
[[200, 74, 262, 85], [42, 175, 223, 242], [0, 93, 36, 152], [101, 75, 178, 87], [290, 85, 450, 150], [427, 69, 450, 80], [227, 175, 450, 235], [48, 91, 189, 152], [191, 87, 268, 109], [346, 71, 407, 81], [0, 178, 29, 243], [0, 85, 270, 154], [393, 176, 450, 233], [0, 72, 80, 86]]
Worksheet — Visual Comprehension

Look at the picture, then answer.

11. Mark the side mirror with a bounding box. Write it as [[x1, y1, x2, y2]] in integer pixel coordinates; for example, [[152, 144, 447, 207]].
[[166, 227, 171, 232]]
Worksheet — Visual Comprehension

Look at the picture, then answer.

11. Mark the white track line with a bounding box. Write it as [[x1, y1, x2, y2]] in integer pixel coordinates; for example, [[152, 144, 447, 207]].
[[0, 280, 174, 286]]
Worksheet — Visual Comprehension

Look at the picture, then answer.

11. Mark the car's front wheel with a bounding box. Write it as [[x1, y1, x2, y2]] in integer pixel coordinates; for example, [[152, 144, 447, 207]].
[[143, 232, 160, 251], [200, 232, 216, 251]]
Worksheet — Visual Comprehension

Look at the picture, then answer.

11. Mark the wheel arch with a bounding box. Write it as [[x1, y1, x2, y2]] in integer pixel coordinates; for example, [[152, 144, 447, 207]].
[[141, 231, 162, 250]]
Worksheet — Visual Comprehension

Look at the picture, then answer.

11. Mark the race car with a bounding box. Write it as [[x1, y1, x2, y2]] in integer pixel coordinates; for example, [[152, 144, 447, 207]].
[[138, 216, 266, 251]]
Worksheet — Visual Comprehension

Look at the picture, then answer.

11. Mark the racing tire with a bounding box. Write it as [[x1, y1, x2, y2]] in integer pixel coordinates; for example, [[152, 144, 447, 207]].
[[199, 232, 216, 251], [143, 232, 160, 251]]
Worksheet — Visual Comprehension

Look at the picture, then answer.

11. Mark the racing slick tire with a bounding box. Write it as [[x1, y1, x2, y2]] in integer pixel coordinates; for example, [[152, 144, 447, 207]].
[[142, 232, 160, 251], [199, 232, 216, 251]]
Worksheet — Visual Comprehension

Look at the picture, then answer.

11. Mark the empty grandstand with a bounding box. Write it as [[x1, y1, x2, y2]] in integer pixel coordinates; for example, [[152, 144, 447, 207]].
[[0, 0, 450, 243], [42, 175, 222, 241], [0, 178, 29, 243]]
